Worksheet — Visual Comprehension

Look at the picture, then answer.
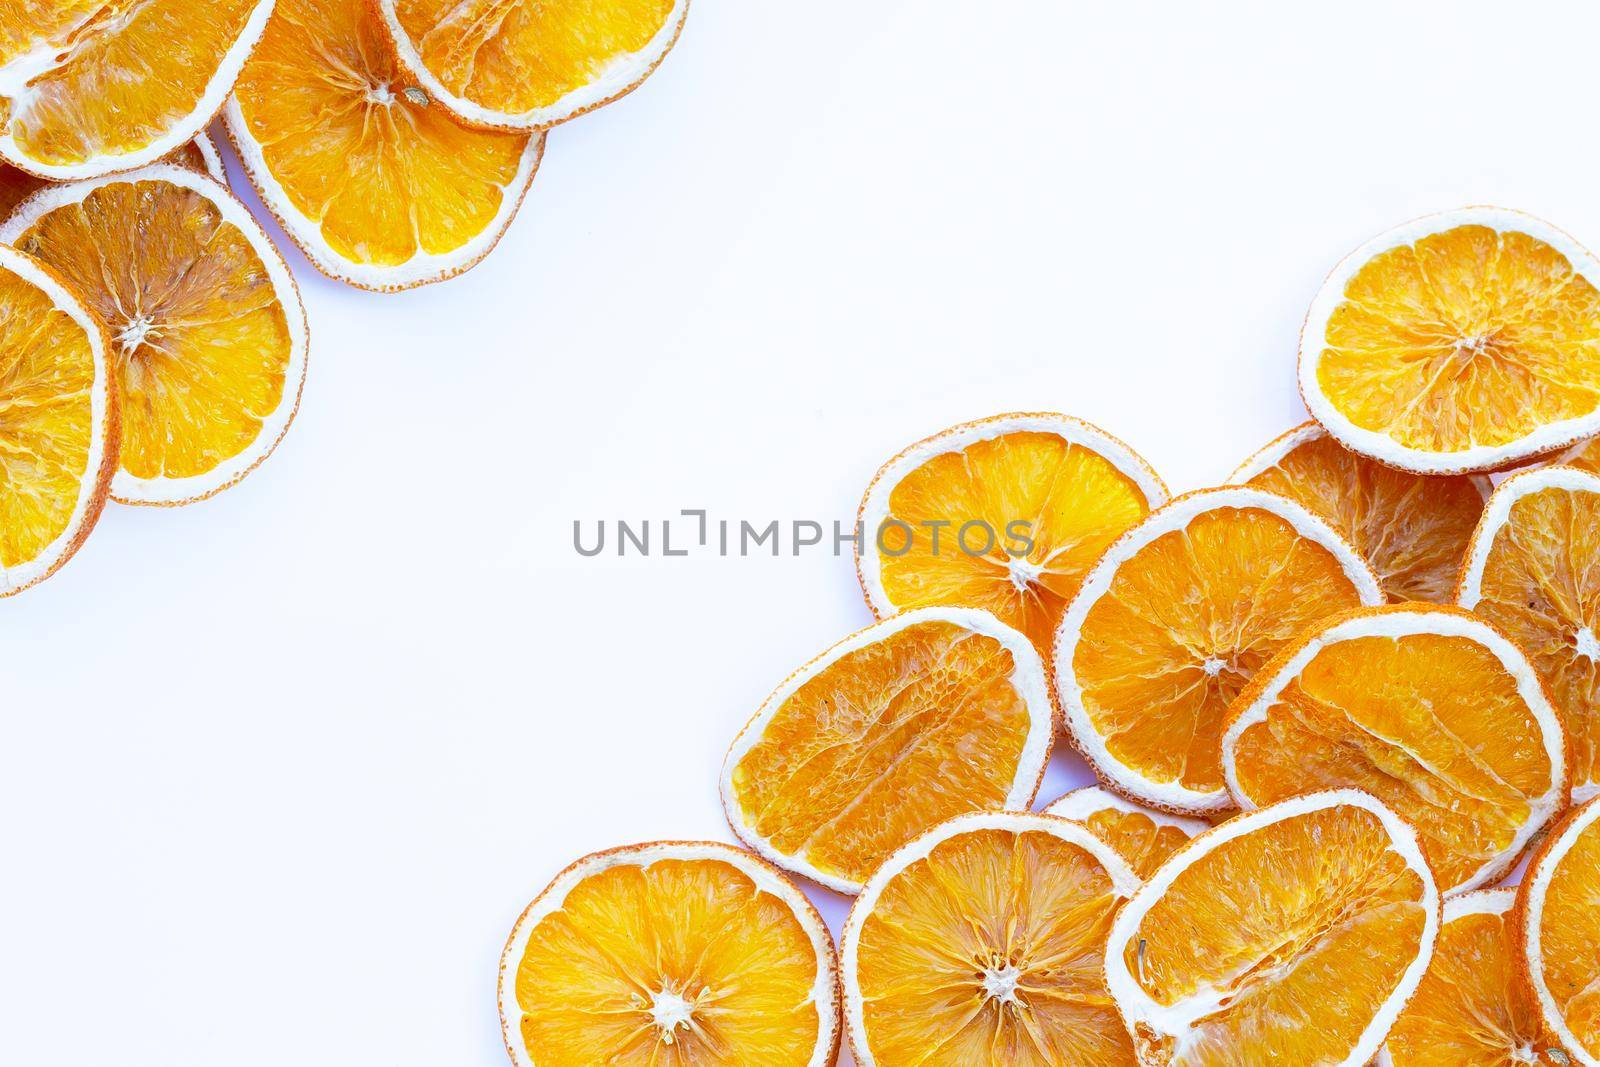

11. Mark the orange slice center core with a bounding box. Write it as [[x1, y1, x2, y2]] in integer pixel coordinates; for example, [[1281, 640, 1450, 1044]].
[[646, 986, 698, 1044], [979, 960, 1024, 1007]]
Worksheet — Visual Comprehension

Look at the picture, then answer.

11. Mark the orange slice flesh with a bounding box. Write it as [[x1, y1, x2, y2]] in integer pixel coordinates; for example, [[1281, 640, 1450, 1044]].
[[374, 0, 690, 129], [1550, 437, 1600, 476], [1381, 889, 1564, 1067], [841, 812, 1142, 1067], [1222, 604, 1569, 894], [0, 165, 307, 505], [1054, 487, 1383, 813], [1105, 791, 1440, 1067], [0, 1, 272, 179], [857, 413, 1168, 664], [0, 133, 225, 219], [1301, 209, 1600, 474], [1459, 468, 1600, 801], [499, 841, 839, 1067], [0, 245, 114, 596], [722, 607, 1053, 894], [1043, 786, 1207, 879], [224, 0, 544, 291], [1519, 795, 1600, 1067], [1230, 421, 1488, 603]]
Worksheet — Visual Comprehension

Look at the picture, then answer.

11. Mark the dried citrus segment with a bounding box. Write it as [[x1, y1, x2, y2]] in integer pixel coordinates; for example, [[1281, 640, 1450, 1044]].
[[1042, 786, 1207, 880], [1105, 790, 1440, 1067], [1054, 487, 1383, 813], [224, 0, 544, 291], [0, 1, 273, 180], [1301, 208, 1600, 474], [1230, 421, 1488, 603], [1520, 795, 1600, 1067], [0, 246, 114, 596], [722, 607, 1052, 894], [1223, 605, 1569, 894], [1550, 436, 1600, 476], [1381, 889, 1564, 1067], [374, 0, 689, 130], [841, 811, 1142, 1067], [0, 132, 225, 219], [0, 165, 307, 505], [1459, 468, 1600, 801], [499, 841, 839, 1067], [857, 413, 1168, 663]]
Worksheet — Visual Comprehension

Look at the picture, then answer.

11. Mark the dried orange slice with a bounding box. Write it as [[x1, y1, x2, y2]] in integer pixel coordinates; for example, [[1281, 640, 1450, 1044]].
[[224, 0, 545, 291], [1549, 436, 1600, 476], [1380, 888, 1564, 1067], [1, 165, 307, 505], [1301, 208, 1600, 474], [0, 1, 273, 180], [856, 413, 1168, 663], [1459, 467, 1600, 802], [721, 606, 1052, 894], [1230, 421, 1489, 603], [1042, 786, 1207, 880], [1105, 790, 1441, 1067], [373, 0, 690, 130], [840, 811, 1142, 1066], [498, 840, 839, 1066], [1518, 795, 1600, 1067], [0, 245, 115, 596], [1222, 604, 1569, 894], [0, 131, 225, 219], [1054, 486, 1383, 813]]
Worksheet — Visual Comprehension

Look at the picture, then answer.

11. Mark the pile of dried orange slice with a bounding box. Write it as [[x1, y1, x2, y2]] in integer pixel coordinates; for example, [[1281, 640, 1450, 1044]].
[[0, 0, 690, 595], [501, 206, 1600, 1066]]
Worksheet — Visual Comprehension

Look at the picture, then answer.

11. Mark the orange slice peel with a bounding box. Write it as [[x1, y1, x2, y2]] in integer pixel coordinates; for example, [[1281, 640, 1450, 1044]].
[[1517, 794, 1600, 1067]]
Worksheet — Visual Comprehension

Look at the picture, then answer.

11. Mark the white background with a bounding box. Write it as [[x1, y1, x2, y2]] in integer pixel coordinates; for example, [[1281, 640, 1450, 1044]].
[[4, 1, 1597, 1063]]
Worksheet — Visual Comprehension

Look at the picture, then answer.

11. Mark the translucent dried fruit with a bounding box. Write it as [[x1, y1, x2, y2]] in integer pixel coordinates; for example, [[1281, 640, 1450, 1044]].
[[1042, 786, 1206, 880], [1518, 795, 1600, 1067]]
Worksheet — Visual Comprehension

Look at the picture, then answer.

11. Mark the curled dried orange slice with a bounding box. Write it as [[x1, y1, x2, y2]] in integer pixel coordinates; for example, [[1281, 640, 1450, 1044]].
[[1459, 467, 1600, 802], [1105, 790, 1440, 1067], [1054, 486, 1383, 813], [1518, 795, 1600, 1067], [840, 811, 1142, 1066], [1042, 786, 1207, 880], [721, 607, 1052, 894], [498, 840, 839, 1067], [1222, 604, 1569, 894], [1230, 421, 1488, 603], [1301, 208, 1600, 474], [857, 413, 1168, 663]]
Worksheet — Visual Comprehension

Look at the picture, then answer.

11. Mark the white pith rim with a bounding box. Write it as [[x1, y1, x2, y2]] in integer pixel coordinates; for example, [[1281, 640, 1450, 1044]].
[[1227, 420, 1492, 501], [720, 606, 1055, 895], [1053, 486, 1384, 814], [222, 97, 546, 291], [373, 0, 691, 130], [1104, 790, 1440, 1067], [840, 810, 1141, 1067], [1522, 796, 1600, 1067], [1300, 207, 1600, 475], [497, 841, 839, 1067], [1042, 785, 1210, 838], [1220, 608, 1570, 894], [0, 1, 276, 181], [193, 130, 227, 184], [0, 247, 112, 595], [0, 164, 308, 505], [857, 413, 1170, 620]]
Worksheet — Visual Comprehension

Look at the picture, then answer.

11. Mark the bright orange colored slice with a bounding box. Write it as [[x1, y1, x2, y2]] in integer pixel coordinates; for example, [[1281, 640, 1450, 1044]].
[[1105, 790, 1440, 1067], [1459, 467, 1600, 802], [1054, 486, 1383, 813], [1549, 436, 1600, 476], [1301, 208, 1600, 474], [722, 606, 1052, 893], [0, 1, 273, 180], [1518, 795, 1600, 1067], [1042, 786, 1207, 880], [0, 245, 115, 596], [0, 131, 226, 219], [0, 165, 307, 505], [840, 811, 1142, 1066], [224, 0, 545, 291], [499, 840, 839, 1066], [1230, 421, 1488, 603], [1380, 888, 1565, 1067], [374, 0, 690, 130], [1222, 604, 1569, 894], [856, 413, 1168, 664]]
